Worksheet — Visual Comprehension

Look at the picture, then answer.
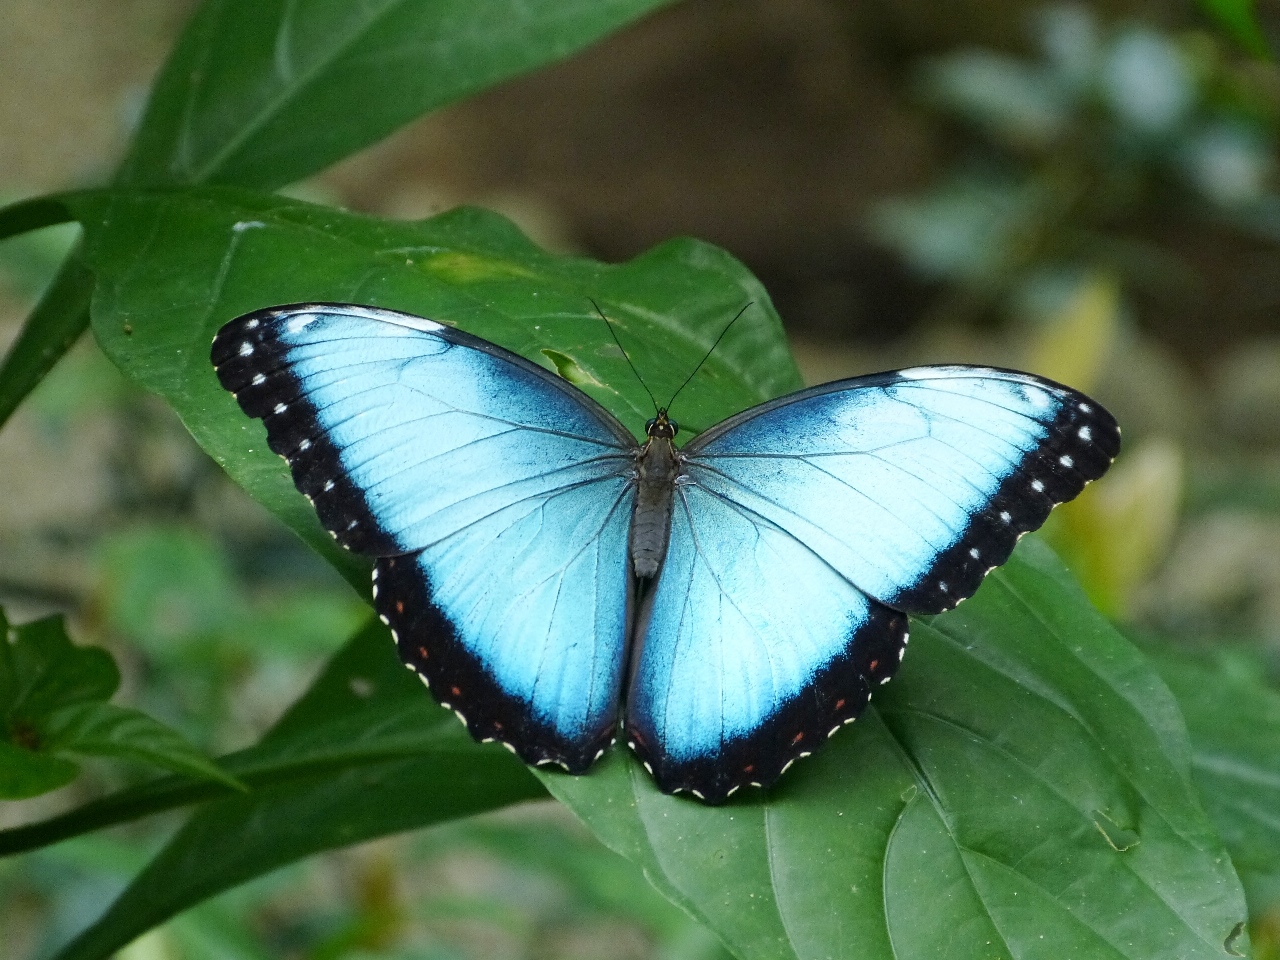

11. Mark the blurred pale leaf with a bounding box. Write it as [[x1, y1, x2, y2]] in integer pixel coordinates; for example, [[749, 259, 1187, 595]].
[[1037, 4, 1100, 90], [1022, 272, 1120, 394], [919, 51, 1068, 148], [868, 178, 1042, 286], [1101, 28, 1194, 135], [1049, 438, 1184, 617]]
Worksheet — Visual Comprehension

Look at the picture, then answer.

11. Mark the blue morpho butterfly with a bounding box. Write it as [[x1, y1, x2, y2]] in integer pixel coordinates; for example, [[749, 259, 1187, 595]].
[[211, 302, 1119, 803]]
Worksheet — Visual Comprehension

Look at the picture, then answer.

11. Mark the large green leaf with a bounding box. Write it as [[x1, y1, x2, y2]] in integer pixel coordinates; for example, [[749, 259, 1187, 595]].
[[47, 618, 544, 960], [119, 0, 678, 190], [544, 540, 1252, 960], [67, 185, 798, 589], [64, 184, 1252, 957]]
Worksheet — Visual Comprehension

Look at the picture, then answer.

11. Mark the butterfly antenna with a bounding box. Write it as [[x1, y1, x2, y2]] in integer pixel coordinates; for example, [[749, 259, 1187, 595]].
[[591, 299, 659, 415], [664, 302, 753, 411]]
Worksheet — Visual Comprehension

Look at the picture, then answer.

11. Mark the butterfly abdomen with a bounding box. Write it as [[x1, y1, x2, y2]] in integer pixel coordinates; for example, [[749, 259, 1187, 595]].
[[631, 438, 680, 578]]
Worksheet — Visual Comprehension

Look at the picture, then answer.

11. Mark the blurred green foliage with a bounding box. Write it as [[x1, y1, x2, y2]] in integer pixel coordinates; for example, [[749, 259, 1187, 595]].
[[1197, 0, 1271, 58], [0, 608, 239, 799], [871, 3, 1279, 320]]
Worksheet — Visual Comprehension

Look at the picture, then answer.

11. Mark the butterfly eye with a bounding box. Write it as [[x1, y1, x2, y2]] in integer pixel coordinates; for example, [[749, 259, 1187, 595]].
[[645, 418, 657, 434], [667, 419, 679, 437]]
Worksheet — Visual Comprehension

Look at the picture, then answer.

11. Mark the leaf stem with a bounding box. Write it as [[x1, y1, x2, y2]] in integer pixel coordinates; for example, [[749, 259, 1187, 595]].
[[0, 253, 94, 429], [0, 743, 544, 857]]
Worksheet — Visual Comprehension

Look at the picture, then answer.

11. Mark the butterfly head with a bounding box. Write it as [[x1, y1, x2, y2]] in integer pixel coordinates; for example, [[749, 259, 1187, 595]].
[[645, 410, 679, 440]]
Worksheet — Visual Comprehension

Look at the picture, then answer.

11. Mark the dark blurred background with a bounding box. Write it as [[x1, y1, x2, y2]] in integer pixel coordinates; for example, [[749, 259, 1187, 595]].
[[2, 1, 1279, 958]]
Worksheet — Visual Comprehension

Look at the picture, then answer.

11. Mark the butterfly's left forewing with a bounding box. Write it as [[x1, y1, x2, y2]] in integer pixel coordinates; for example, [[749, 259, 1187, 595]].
[[628, 366, 1118, 801], [213, 304, 639, 771]]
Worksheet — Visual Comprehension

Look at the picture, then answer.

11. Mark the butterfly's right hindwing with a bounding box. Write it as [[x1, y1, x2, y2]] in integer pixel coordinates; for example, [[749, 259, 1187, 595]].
[[212, 303, 638, 769], [626, 482, 908, 802]]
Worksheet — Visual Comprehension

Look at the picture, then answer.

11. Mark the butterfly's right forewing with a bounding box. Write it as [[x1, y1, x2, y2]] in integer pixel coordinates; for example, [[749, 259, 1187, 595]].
[[213, 304, 639, 771]]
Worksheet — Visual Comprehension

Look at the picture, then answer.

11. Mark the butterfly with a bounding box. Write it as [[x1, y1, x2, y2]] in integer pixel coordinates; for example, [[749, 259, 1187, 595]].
[[211, 302, 1119, 803]]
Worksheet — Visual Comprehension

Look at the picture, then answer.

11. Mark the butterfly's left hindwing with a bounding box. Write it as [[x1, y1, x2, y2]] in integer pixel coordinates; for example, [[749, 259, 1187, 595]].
[[212, 304, 638, 770], [376, 478, 634, 771]]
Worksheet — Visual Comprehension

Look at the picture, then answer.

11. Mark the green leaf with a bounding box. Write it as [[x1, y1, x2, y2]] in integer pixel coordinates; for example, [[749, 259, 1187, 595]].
[[66, 185, 798, 589], [0, 253, 95, 430], [0, 609, 238, 800], [544, 540, 1252, 960], [0, 196, 90, 431], [62, 182, 1252, 954], [0, 740, 79, 800], [2, 611, 119, 724], [120, 0, 680, 190], [1196, 0, 1270, 58], [43, 702, 244, 791], [1152, 654, 1280, 905], [48, 618, 544, 960]]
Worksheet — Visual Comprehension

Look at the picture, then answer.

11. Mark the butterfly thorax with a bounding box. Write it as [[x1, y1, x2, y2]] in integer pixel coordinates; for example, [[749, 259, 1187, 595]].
[[631, 411, 682, 578]]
